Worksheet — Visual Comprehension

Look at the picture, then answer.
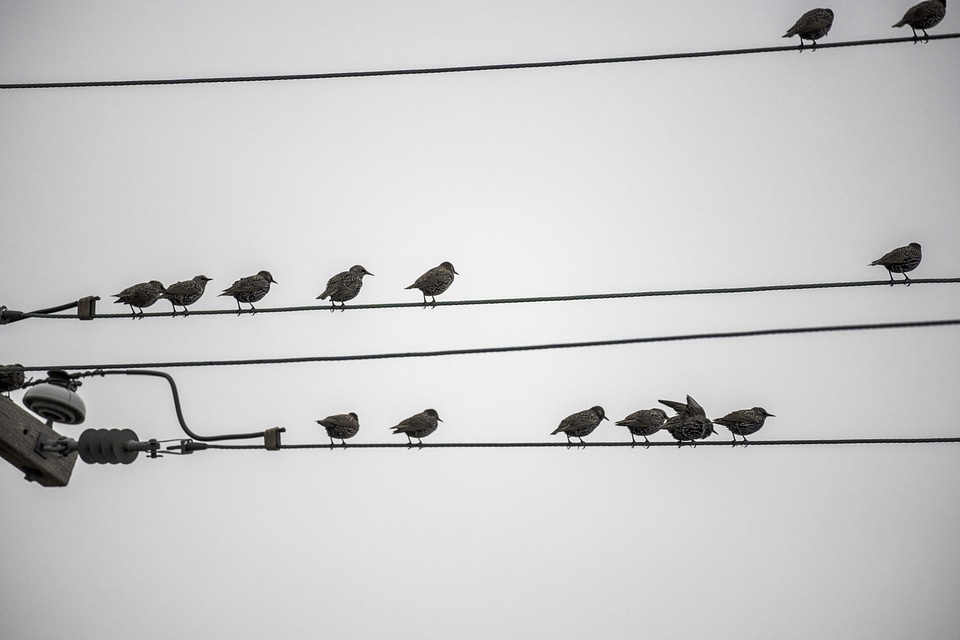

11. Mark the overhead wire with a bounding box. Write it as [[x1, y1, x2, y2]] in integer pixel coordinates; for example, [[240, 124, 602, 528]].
[[2, 34, 958, 90], [19, 317, 960, 372]]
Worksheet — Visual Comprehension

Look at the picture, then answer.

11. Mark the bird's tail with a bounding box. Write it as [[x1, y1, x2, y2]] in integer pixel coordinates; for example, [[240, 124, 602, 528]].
[[892, 19, 907, 28], [404, 284, 417, 290]]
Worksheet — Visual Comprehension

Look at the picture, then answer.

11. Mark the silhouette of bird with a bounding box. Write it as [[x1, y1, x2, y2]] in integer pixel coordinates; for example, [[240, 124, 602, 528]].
[[659, 395, 716, 447], [112, 280, 165, 318], [161, 275, 212, 315], [219, 270, 276, 313], [713, 407, 776, 446], [893, 0, 946, 41], [406, 262, 458, 306], [317, 265, 374, 310], [783, 8, 834, 49], [869, 242, 922, 285], [0, 364, 26, 396], [391, 408, 442, 446], [616, 408, 668, 447], [551, 406, 608, 445], [316, 412, 360, 447]]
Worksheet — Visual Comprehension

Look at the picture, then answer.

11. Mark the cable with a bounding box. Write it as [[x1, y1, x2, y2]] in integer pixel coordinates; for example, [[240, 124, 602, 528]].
[[19, 317, 960, 372], [11, 278, 960, 320], [2, 33, 957, 90]]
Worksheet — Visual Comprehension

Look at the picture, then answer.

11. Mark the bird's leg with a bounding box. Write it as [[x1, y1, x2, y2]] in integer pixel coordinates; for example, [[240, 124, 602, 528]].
[[630, 433, 636, 448], [922, 29, 930, 43], [903, 273, 911, 286], [340, 439, 348, 448], [643, 436, 651, 450], [329, 437, 335, 449], [888, 271, 895, 287], [338, 302, 346, 313]]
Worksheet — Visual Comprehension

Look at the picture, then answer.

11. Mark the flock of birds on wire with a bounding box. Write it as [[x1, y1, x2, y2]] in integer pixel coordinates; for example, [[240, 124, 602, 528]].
[[315, 396, 775, 449], [781, 2, 947, 49], [111, 242, 923, 318]]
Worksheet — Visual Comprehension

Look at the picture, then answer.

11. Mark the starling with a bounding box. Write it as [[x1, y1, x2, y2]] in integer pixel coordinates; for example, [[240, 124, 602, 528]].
[[869, 242, 922, 286], [0, 364, 26, 396], [112, 280, 165, 318], [219, 270, 277, 314], [406, 261, 458, 306], [615, 408, 668, 447], [316, 412, 360, 447], [659, 395, 716, 447], [551, 406, 608, 445], [713, 407, 776, 446], [317, 265, 374, 310], [391, 408, 442, 446], [783, 8, 834, 49], [893, 1, 946, 41], [161, 275, 212, 315]]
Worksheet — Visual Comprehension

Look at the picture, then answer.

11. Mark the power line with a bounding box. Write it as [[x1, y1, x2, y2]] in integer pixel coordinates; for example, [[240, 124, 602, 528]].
[[20, 317, 960, 372], [2, 33, 957, 90], [10, 278, 960, 321]]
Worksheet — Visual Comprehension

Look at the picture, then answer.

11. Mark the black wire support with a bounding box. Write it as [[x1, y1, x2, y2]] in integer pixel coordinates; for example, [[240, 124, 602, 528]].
[[9, 278, 960, 321], [19, 317, 960, 372], [2, 33, 958, 90]]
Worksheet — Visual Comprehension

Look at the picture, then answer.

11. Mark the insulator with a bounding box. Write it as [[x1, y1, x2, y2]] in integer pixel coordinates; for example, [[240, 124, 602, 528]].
[[77, 428, 140, 465]]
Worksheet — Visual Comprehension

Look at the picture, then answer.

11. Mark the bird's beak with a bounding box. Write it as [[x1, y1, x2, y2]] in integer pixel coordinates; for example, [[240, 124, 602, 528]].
[[437, 417, 444, 422], [454, 270, 460, 275], [768, 413, 776, 418], [603, 416, 609, 421]]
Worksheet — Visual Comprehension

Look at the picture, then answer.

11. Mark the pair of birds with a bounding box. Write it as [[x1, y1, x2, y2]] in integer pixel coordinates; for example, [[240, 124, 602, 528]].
[[551, 398, 775, 447], [317, 261, 458, 309], [113, 272, 274, 317], [316, 409, 442, 447], [784, 1, 947, 49]]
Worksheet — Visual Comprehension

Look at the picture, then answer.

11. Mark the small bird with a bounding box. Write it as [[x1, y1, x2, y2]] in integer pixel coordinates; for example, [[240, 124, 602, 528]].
[[893, 0, 946, 41], [406, 261, 458, 306], [161, 275, 212, 315], [713, 407, 776, 446], [317, 265, 374, 310], [783, 8, 834, 50], [219, 270, 276, 314], [391, 408, 442, 446], [659, 395, 716, 447], [616, 408, 668, 447], [869, 242, 922, 286], [112, 280, 165, 318], [316, 412, 360, 447], [551, 406, 608, 446], [0, 364, 26, 396]]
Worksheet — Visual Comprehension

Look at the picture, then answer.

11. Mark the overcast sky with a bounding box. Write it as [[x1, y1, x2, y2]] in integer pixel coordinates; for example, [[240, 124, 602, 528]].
[[2, 2, 960, 639]]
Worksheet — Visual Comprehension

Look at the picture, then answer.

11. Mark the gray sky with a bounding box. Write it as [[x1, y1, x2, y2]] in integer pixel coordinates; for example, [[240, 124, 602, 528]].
[[2, 1, 960, 638]]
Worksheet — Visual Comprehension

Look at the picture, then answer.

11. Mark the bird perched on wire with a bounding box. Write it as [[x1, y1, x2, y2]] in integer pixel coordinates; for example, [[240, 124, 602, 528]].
[[713, 407, 776, 446], [316, 412, 360, 447], [659, 395, 716, 447], [219, 270, 277, 314], [112, 280, 165, 318], [406, 261, 458, 306], [783, 8, 834, 49], [161, 275, 212, 316], [551, 406, 608, 446], [615, 408, 668, 447], [0, 364, 26, 396], [317, 265, 374, 310], [869, 242, 922, 286], [893, 0, 946, 41], [391, 408, 442, 447]]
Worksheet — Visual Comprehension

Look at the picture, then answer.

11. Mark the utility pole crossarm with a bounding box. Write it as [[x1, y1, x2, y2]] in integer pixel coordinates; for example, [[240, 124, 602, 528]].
[[0, 396, 77, 486]]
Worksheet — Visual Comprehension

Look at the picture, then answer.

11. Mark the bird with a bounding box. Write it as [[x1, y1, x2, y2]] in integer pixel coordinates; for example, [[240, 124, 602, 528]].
[[783, 8, 834, 50], [112, 280, 165, 318], [317, 265, 374, 310], [391, 408, 442, 446], [406, 261, 458, 306], [713, 407, 776, 446], [869, 243, 922, 285], [316, 412, 360, 447], [659, 395, 716, 447], [893, 0, 946, 41], [0, 364, 26, 396], [615, 408, 668, 447], [551, 406, 608, 446], [160, 275, 212, 315], [219, 270, 276, 314]]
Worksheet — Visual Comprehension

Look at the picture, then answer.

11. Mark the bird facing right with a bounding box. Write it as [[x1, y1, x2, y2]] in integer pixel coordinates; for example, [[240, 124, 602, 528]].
[[869, 242, 922, 285], [551, 406, 608, 445], [615, 408, 668, 447], [713, 407, 776, 446], [406, 261, 458, 306], [161, 275, 212, 315], [391, 408, 442, 446], [783, 8, 835, 49], [316, 412, 360, 447], [113, 280, 166, 318], [659, 395, 716, 447], [317, 265, 374, 310], [219, 270, 276, 313], [893, 0, 947, 41]]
